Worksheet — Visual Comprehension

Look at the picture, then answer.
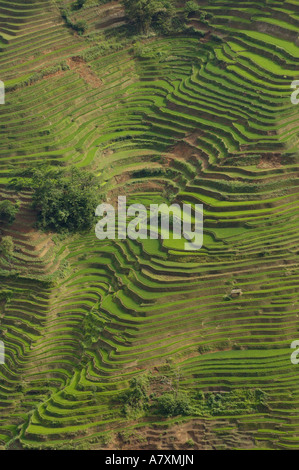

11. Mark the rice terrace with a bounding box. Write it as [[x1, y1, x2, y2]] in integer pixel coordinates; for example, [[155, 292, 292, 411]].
[[0, 0, 299, 452]]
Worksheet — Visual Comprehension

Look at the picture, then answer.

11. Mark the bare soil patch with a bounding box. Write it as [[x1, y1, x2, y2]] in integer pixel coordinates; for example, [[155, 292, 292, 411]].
[[66, 56, 102, 88], [257, 153, 282, 169]]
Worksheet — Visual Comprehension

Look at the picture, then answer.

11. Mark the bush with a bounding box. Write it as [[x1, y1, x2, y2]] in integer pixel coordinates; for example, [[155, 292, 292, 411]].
[[35, 167, 101, 232], [196, 389, 269, 416], [184, 1, 199, 16], [72, 0, 86, 10], [74, 20, 88, 34], [185, 438, 195, 447], [120, 375, 149, 417], [10, 165, 102, 233], [0, 236, 14, 258], [123, 0, 175, 34], [0, 289, 14, 302], [157, 392, 192, 416], [60, 7, 88, 34], [0, 200, 19, 224], [81, 309, 106, 348]]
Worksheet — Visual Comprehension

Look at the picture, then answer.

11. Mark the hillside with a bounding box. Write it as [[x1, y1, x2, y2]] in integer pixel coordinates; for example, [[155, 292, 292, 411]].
[[0, 0, 299, 450]]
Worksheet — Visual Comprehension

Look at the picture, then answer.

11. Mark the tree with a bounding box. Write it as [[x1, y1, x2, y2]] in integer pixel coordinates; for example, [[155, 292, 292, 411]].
[[81, 308, 106, 349], [184, 1, 199, 17], [122, 0, 175, 34], [0, 200, 19, 224], [0, 236, 14, 257], [10, 165, 102, 233], [74, 20, 87, 34], [0, 236, 15, 271], [73, 0, 86, 10], [157, 392, 192, 416], [33, 167, 101, 233], [120, 375, 150, 417]]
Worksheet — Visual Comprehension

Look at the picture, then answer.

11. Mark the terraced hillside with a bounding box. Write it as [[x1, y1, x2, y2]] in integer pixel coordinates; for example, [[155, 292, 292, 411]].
[[0, 0, 299, 450]]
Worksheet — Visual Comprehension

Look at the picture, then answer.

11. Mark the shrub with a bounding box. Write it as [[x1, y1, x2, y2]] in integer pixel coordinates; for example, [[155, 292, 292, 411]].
[[157, 392, 192, 416], [72, 0, 86, 10], [0, 289, 14, 302], [6, 62, 70, 92], [81, 309, 106, 348], [74, 20, 88, 34], [123, 0, 175, 34], [10, 165, 102, 233], [186, 438, 195, 447], [196, 389, 269, 416], [0, 200, 19, 224], [184, 1, 199, 16], [120, 375, 150, 417], [34, 167, 100, 232], [0, 236, 14, 259]]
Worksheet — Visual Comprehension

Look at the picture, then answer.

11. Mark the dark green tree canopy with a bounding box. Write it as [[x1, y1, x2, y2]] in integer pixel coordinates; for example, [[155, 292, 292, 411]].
[[10, 165, 102, 233], [0, 235, 14, 258], [123, 0, 175, 34], [0, 200, 19, 224]]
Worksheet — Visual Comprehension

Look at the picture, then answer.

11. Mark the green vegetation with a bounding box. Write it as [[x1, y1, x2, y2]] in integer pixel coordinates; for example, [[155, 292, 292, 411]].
[[123, 0, 176, 34], [61, 7, 88, 34], [120, 375, 150, 418], [0, 236, 14, 258], [157, 392, 192, 416], [184, 1, 200, 17], [72, 0, 87, 10], [81, 308, 106, 348], [196, 389, 269, 416], [10, 166, 102, 233], [0, 200, 19, 224], [0, 289, 14, 303]]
